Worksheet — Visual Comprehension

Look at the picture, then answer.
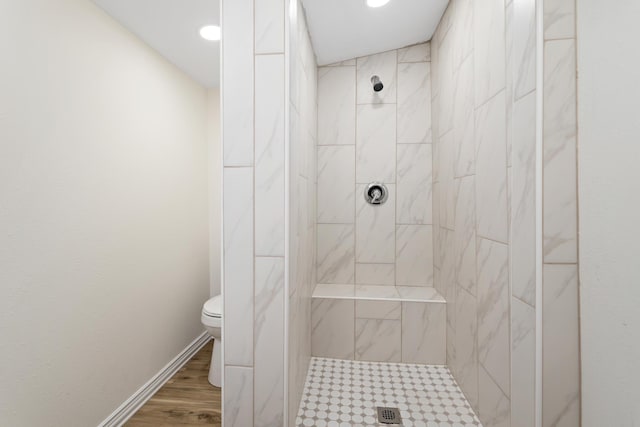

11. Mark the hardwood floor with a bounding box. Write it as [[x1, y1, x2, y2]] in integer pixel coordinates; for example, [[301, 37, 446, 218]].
[[125, 341, 222, 426]]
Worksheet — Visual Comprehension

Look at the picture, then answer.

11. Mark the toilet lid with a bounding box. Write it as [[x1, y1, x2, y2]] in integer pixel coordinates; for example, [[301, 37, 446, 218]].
[[203, 295, 222, 317]]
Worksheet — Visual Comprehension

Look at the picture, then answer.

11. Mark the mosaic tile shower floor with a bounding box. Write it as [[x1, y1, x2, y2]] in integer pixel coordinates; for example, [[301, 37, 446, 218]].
[[296, 357, 482, 427]]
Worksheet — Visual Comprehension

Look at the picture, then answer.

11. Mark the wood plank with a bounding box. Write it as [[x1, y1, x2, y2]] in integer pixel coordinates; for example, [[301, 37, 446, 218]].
[[125, 343, 221, 426]]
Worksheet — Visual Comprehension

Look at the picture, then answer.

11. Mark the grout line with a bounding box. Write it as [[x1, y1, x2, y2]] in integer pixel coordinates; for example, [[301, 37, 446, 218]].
[[572, 0, 582, 422], [542, 36, 576, 42], [355, 102, 398, 106], [219, 0, 227, 421], [542, 261, 578, 265], [480, 358, 511, 400], [251, 3, 256, 424], [476, 234, 509, 246], [513, 86, 537, 103], [535, 0, 544, 423], [474, 86, 507, 111], [513, 294, 536, 309]]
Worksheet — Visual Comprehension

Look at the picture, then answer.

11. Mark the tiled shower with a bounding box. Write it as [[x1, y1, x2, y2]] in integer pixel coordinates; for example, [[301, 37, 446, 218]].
[[221, 0, 580, 426]]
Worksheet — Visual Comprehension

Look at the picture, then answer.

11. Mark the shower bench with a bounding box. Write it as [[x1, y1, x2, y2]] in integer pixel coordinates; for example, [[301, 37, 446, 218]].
[[311, 284, 446, 365]]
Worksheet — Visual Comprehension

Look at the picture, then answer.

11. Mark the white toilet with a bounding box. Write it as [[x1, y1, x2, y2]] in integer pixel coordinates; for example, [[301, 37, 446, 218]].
[[201, 295, 222, 387]]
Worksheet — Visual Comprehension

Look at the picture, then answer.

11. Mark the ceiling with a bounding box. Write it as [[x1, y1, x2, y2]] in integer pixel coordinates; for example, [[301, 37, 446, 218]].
[[91, 0, 447, 86], [92, 0, 220, 88], [301, 0, 449, 65]]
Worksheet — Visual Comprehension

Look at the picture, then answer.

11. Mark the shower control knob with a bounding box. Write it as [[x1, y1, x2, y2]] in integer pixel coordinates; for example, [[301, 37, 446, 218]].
[[364, 182, 389, 205]]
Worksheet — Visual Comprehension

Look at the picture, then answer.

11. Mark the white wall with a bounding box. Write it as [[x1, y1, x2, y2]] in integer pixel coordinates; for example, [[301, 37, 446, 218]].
[[0, 0, 213, 425], [578, 1, 640, 425]]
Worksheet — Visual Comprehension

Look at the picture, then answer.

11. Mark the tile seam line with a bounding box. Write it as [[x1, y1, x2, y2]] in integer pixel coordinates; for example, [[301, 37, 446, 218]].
[[478, 359, 511, 402], [474, 86, 508, 111], [513, 294, 536, 309]]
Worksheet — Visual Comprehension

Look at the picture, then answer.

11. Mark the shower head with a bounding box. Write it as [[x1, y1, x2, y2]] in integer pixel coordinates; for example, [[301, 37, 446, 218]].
[[371, 75, 384, 92]]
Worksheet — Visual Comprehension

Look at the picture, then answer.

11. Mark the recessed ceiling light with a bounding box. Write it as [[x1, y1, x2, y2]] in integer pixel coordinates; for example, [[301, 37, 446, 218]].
[[367, 0, 391, 8], [199, 25, 220, 41]]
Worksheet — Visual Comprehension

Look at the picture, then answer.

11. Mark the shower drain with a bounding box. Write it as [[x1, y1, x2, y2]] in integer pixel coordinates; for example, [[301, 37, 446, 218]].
[[376, 406, 403, 425]]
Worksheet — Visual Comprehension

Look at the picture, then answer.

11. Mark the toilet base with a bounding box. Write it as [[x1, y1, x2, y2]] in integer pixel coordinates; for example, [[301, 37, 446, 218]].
[[208, 338, 221, 387]]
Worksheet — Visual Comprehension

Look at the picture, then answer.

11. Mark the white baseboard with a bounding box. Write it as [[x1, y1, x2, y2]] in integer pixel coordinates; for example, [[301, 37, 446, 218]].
[[98, 331, 212, 427]]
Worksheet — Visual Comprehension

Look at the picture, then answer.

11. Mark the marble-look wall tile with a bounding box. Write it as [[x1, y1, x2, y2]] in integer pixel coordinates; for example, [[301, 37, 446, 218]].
[[437, 37, 454, 136], [438, 131, 456, 230], [474, 0, 506, 105], [355, 184, 396, 263], [396, 225, 434, 286], [223, 0, 254, 166], [287, 289, 307, 427], [442, 229, 457, 315], [356, 104, 396, 183], [397, 62, 432, 143], [478, 365, 511, 427], [506, 2, 514, 171], [436, 0, 455, 43], [454, 176, 476, 295], [511, 91, 537, 305], [313, 44, 435, 366], [402, 302, 446, 364], [447, 321, 457, 377], [431, 93, 441, 144], [432, 186, 441, 271], [431, 1, 543, 424], [451, 0, 474, 70], [397, 144, 433, 224], [433, 139, 441, 184], [396, 285, 444, 302], [318, 66, 356, 146], [507, 166, 512, 238], [288, 0, 299, 101], [355, 263, 395, 286], [543, 0, 575, 40], [475, 90, 508, 243], [290, 107, 301, 179], [432, 182, 441, 241], [313, 283, 354, 299], [513, 0, 537, 99], [398, 42, 431, 63], [455, 286, 479, 410], [543, 264, 580, 427], [317, 146, 355, 223], [453, 54, 475, 177], [543, 39, 577, 263], [356, 50, 397, 104], [355, 319, 401, 362], [511, 298, 535, 427], [430, 18, 440, 97], [325, 58, 357, 67], [224, 366, 254, 427], [254, 0, 284, 54], [311, 299, 355, 359], [356, 300, 401, 320], [317, 224, 355, 284], [255, 54, 285, 256], [254, 258, 284, 427], [288, 5, 318, 423], [355, 284, 400, 299], [477, 238, 510, 396], [224, 167, 254, 366]]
